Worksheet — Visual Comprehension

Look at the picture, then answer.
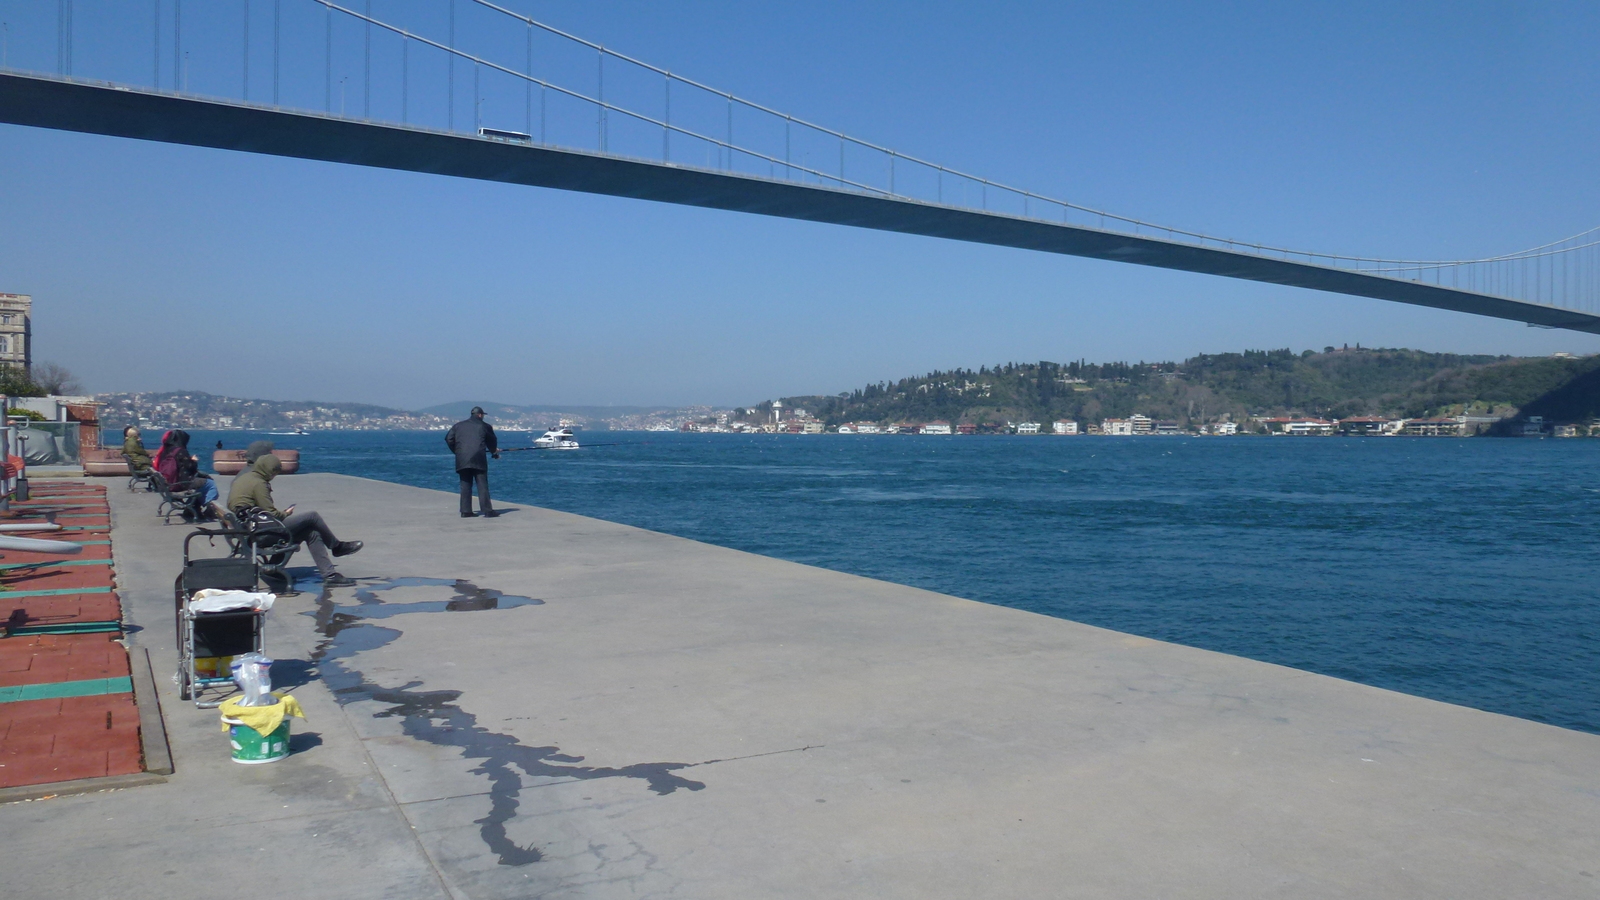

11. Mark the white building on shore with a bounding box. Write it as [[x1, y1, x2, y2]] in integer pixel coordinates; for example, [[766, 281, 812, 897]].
[[1053, 420, 1079, 435]]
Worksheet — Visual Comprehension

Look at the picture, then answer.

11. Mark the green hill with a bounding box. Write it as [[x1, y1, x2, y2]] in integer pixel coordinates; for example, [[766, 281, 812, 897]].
[[771, 348, 1600, 430]]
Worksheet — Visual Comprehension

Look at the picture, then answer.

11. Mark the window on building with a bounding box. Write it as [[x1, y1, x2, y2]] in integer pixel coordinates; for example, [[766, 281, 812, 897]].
[[0, 337, 11, 354]]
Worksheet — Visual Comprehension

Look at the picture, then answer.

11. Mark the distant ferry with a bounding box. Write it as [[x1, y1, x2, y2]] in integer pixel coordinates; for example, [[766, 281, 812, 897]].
[[267, 426, 309, 436], [534, 428, 580, 450]]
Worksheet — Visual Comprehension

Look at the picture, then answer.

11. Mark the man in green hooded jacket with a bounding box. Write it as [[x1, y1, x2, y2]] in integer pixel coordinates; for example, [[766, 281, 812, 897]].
[[228, 454, 363, 587]]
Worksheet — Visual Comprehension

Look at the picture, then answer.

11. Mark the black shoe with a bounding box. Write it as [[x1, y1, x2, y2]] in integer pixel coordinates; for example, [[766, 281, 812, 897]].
[[460, 511, 477, 518], [480, 510, 499, 518], [324, 573, 356, 587], [332, 540, 363, 557]]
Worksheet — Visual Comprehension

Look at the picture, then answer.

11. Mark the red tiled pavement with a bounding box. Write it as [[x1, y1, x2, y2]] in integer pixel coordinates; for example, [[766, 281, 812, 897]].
[[0, 633, 132, 687], [2, 565, 116, 591], [0, 484, 147, 789], [0, 594, 124, 631], [2, 484, 120, 632], [0, 693, 143, 787]]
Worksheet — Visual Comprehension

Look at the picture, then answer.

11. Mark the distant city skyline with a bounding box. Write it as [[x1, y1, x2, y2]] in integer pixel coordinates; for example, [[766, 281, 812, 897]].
[[2, 0, 1597, 409]]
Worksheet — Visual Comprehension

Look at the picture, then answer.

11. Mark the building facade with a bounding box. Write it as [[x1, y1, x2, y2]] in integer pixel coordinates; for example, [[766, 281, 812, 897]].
[[0, 293, 32, 371]]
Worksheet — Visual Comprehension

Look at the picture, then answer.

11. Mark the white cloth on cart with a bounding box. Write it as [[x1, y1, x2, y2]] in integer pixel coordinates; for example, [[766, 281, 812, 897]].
[[188, 589, 277, 614]]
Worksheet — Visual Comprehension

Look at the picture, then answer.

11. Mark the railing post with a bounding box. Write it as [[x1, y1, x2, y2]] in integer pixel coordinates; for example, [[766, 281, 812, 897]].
[[448, 0, 455, 130], [243, 0, 250, 100], [174, 0, 181, 91], [525, 23, 532, 137]]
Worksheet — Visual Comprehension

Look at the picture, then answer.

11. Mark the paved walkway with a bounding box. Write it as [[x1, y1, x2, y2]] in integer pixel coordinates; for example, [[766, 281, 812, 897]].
[[4, 473, 1598, 899]]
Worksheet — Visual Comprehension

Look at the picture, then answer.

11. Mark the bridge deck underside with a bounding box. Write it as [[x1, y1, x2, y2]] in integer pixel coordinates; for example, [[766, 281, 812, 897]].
[[3, 72, 1596, 335]]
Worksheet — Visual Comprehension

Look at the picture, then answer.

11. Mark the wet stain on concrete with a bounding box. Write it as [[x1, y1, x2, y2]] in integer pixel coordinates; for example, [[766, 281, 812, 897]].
[[306, 576, 706, 867]]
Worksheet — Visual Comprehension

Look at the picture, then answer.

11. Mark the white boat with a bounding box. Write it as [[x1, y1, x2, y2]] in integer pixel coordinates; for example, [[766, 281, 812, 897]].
[[534, 428, 580, 450]]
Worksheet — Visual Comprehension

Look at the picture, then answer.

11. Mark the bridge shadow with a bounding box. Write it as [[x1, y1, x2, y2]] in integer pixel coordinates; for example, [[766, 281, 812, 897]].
[[1488, 358, 1600, 433]]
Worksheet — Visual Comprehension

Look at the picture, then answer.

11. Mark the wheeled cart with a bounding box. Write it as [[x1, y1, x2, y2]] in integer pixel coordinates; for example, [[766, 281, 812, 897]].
[[174, 529, 265, 708]]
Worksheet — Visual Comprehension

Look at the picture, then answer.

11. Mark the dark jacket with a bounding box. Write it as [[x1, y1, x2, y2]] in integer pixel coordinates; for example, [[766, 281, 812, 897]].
[[227, 454, 285, 517], [445, 417, 498, 472], [155, 429, 196, 484]]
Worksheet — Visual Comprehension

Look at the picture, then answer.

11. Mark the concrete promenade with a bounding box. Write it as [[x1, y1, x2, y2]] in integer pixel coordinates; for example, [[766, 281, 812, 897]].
[[4, 473, 1598, 898]]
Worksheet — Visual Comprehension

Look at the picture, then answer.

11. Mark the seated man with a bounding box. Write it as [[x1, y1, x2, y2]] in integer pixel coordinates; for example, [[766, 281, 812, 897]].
[[227, 453, 363, 587], [123, 426, 153, 472]]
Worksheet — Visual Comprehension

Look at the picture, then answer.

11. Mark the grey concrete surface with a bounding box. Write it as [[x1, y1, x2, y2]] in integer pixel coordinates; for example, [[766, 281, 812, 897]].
[[5, 473, 1598, 899]]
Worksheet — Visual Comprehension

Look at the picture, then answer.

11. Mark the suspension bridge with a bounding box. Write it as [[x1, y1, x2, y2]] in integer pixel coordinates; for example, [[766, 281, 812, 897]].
[[2, 0, 1598, 334]]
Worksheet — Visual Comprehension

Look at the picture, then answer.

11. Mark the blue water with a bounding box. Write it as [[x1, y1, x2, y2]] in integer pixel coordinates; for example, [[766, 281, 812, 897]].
[[193, 430, 1600, 734]]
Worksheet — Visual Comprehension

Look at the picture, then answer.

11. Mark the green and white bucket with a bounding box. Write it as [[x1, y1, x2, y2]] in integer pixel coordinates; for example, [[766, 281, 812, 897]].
[[222, 717, 291, 764]]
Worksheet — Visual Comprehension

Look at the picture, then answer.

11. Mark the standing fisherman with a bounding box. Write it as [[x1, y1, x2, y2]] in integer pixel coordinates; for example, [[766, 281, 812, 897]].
[[446, 406, 500, 518]]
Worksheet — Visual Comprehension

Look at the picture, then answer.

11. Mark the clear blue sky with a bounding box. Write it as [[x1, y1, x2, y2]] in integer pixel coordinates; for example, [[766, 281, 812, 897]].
[[1, 0, 1596, 409]]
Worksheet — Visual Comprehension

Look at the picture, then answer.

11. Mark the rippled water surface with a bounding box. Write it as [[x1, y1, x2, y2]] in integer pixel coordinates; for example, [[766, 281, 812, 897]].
[[197, 430, 1600, 733]]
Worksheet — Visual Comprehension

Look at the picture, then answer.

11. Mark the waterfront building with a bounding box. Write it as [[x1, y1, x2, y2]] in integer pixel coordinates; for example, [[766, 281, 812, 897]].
[[1053, 420, 1079, 435], [921, 421, 953, 435], [856, 423, 881, 435], [1553, 424, 1580, 438], [837, 423, 856, 434], [1015, 422, 1041, 435], [956, 423, 977, 435], [1522, 416, 1545, 437], [801, 421, 824, 434], [1211, 421, 1238, 435], [1261, 417, 1335, 436], [1337, 416, 1393, 436], [1129, 414, 1153, 434], [0, 293, 32, 372], [1101, 418, 1133, 436], [1153, 421, 1181, 435], [1401, 417, 1465, 437]]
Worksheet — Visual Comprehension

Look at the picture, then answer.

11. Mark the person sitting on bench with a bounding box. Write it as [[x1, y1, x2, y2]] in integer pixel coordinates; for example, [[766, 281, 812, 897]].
[[226, 454, 363, 587], [123, 426, 153, 473]]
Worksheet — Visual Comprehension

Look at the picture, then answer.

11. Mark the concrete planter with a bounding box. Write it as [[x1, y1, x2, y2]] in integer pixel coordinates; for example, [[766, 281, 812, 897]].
[[82, 448, 129, 476], [212, 449, 300, 476]]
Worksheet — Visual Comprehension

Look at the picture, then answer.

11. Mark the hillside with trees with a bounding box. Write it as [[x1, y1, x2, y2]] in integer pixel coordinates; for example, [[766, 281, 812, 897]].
[[765, 348, 1600, 431]]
